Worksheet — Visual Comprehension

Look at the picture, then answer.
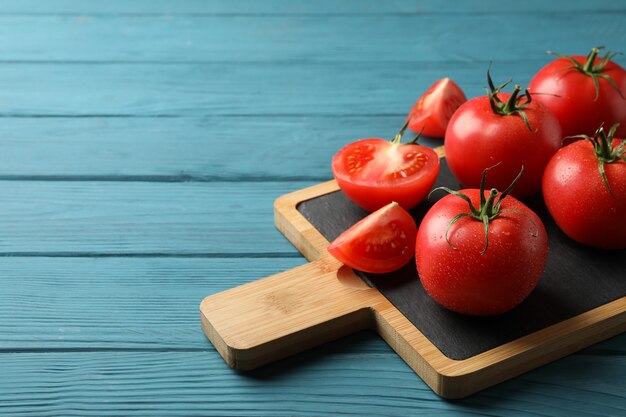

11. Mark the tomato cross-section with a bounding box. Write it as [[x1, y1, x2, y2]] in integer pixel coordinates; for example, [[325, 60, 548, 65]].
[[332, 138, 440, 212]]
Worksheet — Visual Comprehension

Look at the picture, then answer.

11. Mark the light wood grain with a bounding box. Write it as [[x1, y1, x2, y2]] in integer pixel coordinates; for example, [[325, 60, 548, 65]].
[[201, 256, 383, 369]]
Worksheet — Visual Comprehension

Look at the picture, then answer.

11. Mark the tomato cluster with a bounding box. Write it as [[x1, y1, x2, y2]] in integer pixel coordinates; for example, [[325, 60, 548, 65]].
[[328, 47, 626, 316]]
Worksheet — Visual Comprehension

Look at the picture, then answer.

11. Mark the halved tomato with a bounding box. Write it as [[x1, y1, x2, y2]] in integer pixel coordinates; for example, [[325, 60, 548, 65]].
[[332, 124, 440, 212], [406, 78, 467, 138], [327, 202, 417, 273]]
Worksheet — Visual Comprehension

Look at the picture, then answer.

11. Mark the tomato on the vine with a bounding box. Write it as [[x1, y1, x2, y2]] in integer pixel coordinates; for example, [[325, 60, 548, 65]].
[[529, 46, 626, 139], [543, 123, 626, 249], [332, 123, 440, 212], [328, 202, 417, 274], [415, 167, 548, 316], [445, 69, 562, 198], [406, 78, 467, 138]]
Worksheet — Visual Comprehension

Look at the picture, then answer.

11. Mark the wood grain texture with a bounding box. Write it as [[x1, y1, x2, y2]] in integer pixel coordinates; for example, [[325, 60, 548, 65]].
[[0, 0, 624, 414], [201, 257, 381, 369], [0, 61, 568, 116], [0, 14, 621, 63], [0, 337, 624, 417], [0, 257, 305, 350], [0, 181, 315, 254], [0, 116, 443, 178], [0, 60, 625, 117]]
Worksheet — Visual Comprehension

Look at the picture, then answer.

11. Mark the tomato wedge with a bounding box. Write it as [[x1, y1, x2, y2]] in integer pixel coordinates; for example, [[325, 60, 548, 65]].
[[406, 78, 467, 138], [327, 202, 417, 274], [332, 124, 440, 212]]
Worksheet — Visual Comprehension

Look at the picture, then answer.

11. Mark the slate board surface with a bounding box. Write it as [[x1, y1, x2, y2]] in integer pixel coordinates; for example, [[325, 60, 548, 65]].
[[297, 159, 626, 360]]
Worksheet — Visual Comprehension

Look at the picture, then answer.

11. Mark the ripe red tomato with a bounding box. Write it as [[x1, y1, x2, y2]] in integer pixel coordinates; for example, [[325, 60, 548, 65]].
[[445, 72, 561, 198], [529, 47, 626, 139], [332, 124, 440, 212], [406, 78, 467, 138], [415, 174, 548, 316], [542, 124, 626, 249], [328, 202, 417, 273]]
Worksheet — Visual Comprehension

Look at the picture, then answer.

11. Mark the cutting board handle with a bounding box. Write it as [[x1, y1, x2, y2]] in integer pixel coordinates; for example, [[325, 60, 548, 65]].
[[200, 256, 384, 370]]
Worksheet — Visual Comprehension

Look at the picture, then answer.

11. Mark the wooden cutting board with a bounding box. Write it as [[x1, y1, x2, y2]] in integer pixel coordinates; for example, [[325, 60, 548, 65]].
[[201, 151, 626, 399]]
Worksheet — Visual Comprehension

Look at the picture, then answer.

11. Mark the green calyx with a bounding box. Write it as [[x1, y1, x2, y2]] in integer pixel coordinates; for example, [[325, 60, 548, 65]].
[[547, 46, 624, 100], [485, 67, 534, 132], [430, 165, 536, 254], [391, 120, 423, 145], [568, 123, 626, 197]]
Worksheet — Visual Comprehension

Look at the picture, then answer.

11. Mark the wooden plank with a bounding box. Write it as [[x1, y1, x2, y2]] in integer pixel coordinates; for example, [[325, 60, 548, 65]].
[[201, 256, 382, 370], [0, 0, 622, 15], [0, 116, 439, 179], [0, 253, 623, 357], [0, 181, 314, 254], [0, 257, 304, 349], [0, 253, 623, 409], [0, 341, 623, 417], [0, 14, 621, 62], [0, 60, 593, 116]]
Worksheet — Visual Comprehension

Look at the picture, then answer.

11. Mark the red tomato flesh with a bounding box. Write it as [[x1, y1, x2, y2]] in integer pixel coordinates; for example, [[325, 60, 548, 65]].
[[407, 78, 467, 138], [542, 139, 626, 249], [415, 190, 548, 316], [332, 139, 440, 212], [328, 202, 417, 274]]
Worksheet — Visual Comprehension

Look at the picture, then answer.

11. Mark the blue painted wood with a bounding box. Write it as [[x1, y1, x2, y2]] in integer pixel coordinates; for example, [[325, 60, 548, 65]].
[[0, 0, 622, 15], [0, 181, 314, 254], [0, 335, 624, 417], [0, 258, 306, 350], [0, 0, 623, 415], [0, 14, 621, 63], [0, 116, 439, 179], [0, 61, 584, 116]]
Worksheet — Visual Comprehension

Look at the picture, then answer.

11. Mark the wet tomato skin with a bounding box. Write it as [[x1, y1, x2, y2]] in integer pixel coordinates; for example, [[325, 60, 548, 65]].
[[444, 93, 562, 199], [542, 139, 626, 249], [415, 189, 548, 316], [332, 139, 440, 212], [529, 56, 626, 139], [328, 202, 418, 273]]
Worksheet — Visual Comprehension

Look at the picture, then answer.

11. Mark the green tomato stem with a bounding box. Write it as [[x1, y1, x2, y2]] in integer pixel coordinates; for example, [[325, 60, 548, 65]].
[[583, 47, 601, 73], [485, 68, 533, 131], [430, 164, 527, 254], [567, 123, 625, 197], [548, 46, 624, 99]]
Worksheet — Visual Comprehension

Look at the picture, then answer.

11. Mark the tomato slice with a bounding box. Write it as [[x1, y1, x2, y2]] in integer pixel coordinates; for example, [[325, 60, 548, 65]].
[[332, 139, 440, 212], [406, 78, 467, 138], [327, 202, 417, 274]]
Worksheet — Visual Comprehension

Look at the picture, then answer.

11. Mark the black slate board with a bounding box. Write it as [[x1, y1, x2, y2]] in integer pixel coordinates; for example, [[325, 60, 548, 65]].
[[297, 159, 626, 360]]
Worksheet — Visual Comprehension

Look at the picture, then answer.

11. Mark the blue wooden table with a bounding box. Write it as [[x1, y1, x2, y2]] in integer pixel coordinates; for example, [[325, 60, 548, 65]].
[[0, 1, 624, 415]]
